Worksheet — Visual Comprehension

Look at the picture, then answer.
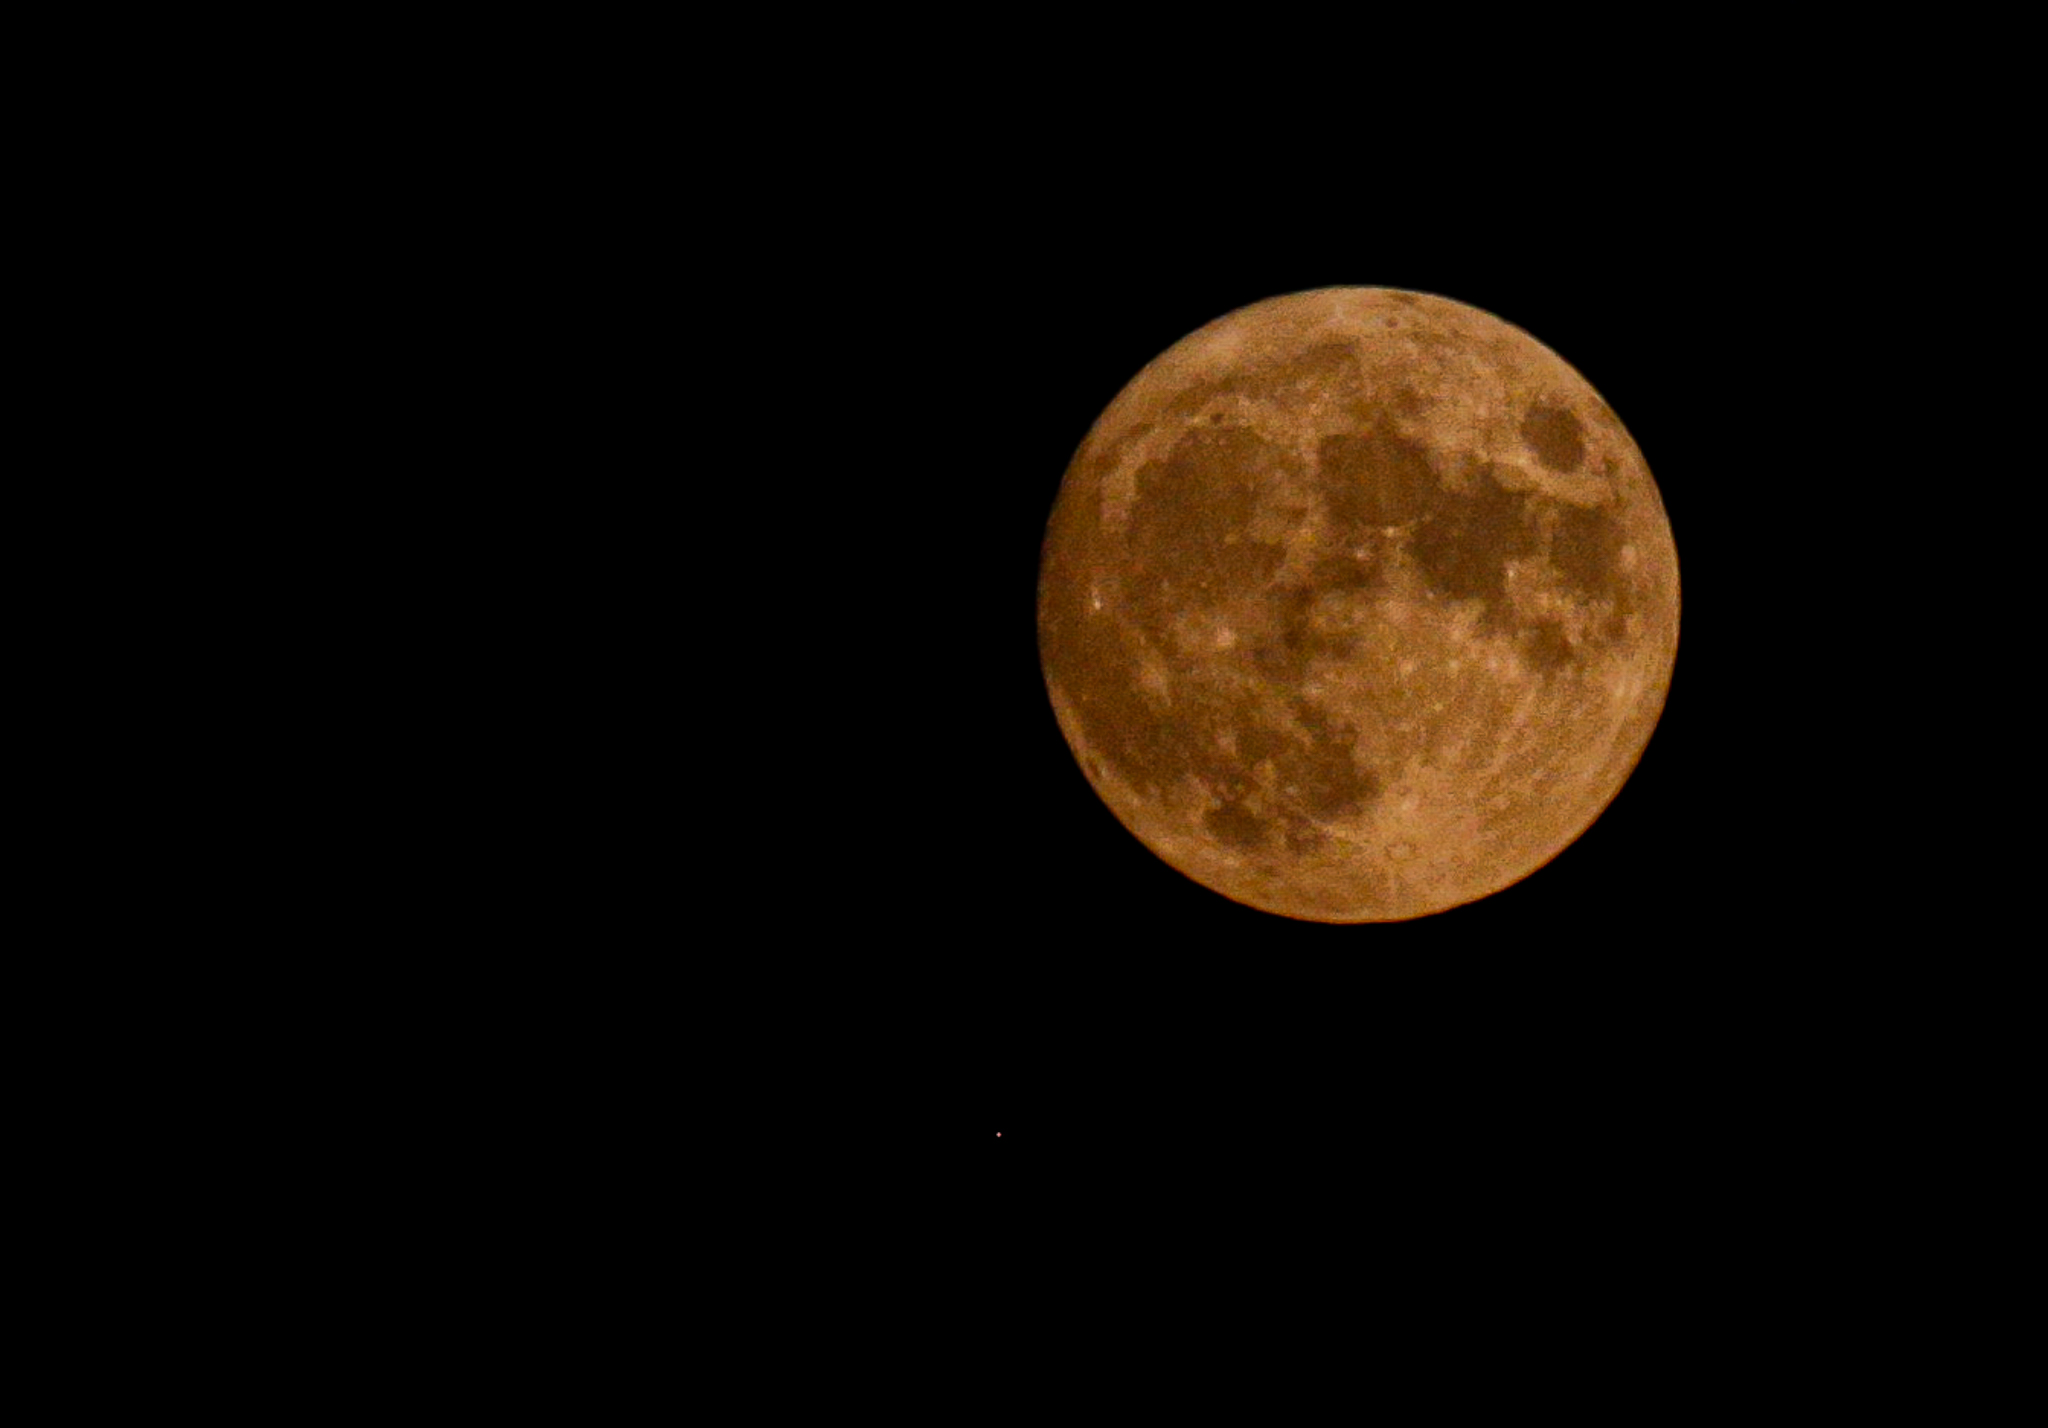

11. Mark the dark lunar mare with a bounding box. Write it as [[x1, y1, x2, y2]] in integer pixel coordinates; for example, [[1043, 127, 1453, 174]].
[[1042, 370, 1389, 855]]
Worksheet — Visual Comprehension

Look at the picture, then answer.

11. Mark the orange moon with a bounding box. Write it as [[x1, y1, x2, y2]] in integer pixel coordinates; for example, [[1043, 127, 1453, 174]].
[[1036, 287, 1679, 922]]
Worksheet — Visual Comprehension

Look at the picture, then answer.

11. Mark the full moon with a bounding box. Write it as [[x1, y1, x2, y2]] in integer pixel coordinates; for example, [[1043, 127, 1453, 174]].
[[1037, 287, 1679, 922]]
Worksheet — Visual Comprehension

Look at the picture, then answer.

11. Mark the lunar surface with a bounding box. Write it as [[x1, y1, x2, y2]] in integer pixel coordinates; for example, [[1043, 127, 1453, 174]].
[[1037, 287, 1679, 922]]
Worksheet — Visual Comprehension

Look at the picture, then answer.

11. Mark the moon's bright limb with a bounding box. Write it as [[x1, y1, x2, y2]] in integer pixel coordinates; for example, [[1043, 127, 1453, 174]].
[[1036, 287, 1679, 922]]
